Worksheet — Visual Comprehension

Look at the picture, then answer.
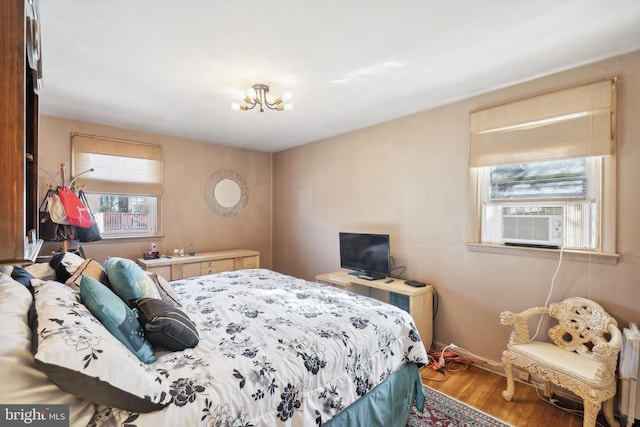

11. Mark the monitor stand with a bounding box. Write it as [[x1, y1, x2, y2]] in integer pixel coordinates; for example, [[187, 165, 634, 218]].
[[348, 271, 385, 281]]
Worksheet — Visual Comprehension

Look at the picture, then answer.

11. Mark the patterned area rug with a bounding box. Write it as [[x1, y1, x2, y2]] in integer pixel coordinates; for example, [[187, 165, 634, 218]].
[[408, 385, 512, 427]]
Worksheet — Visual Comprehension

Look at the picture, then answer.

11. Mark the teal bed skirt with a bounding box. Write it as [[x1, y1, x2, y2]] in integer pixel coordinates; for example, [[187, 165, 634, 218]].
[[324, 363, 425, 427]]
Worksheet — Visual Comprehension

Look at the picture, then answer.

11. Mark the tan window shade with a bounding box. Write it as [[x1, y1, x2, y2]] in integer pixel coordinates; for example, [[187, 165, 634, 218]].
[[469, 78, 616, 167], [72, 133, 163, 195]]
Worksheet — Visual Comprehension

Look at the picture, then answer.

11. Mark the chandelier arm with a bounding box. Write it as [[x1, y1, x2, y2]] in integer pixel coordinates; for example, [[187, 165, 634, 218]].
[[265, 97, 283, 109], [265, 102, 281, 110]]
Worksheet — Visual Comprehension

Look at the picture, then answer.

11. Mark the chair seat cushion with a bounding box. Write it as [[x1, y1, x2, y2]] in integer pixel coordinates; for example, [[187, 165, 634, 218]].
[[509, 342, 612, 387]]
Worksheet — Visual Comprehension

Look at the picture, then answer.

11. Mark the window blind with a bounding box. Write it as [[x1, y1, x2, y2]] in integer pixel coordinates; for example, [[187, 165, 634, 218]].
[[71, 133, 163, 195], [469, 78, 616, 167]]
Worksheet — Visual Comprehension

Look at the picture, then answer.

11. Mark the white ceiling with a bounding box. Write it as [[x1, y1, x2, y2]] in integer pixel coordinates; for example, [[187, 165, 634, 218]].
[[38, 1, 640, 153]]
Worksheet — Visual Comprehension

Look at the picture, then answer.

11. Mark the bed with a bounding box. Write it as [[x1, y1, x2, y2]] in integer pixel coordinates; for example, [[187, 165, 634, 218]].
[[0, 256, 427, 427]]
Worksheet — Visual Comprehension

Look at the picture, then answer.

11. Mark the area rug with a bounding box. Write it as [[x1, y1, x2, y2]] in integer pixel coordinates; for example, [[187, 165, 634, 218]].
[[407, 385, 512, 427]]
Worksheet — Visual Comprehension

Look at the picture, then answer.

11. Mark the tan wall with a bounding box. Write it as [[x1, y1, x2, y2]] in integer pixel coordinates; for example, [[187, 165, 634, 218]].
[[39, 116, 273, 268], [272, 50, 640, 361]]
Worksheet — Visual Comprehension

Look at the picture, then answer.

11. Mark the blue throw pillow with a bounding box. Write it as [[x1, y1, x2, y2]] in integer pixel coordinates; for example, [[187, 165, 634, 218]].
[[103, 257, 161, 302], [80, 275, 156, 364]]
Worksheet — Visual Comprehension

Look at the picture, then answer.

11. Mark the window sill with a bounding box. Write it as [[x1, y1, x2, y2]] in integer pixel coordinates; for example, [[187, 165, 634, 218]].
[[465, 243, 619, 265], [97, 234, 164, 242]]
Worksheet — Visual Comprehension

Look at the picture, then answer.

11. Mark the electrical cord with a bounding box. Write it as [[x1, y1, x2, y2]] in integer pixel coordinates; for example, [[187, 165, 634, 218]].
[[530, 245, 565, 341], [432, 287, 439, 319], [390, 256, 406, 280], [423, 345, 491, 382]]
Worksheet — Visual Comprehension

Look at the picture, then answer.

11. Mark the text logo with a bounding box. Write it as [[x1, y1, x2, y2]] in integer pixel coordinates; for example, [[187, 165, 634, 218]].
[[0, 405, 68, 427]]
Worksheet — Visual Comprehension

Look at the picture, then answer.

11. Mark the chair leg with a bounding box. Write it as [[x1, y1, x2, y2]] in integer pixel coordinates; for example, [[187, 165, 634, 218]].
[[582, 399, 599, 427], [501, 354, 515, 401], [603, 397, 620, 427]]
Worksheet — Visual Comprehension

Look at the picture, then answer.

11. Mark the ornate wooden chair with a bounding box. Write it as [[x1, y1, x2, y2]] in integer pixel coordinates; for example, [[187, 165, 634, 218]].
[[500, 297, 622, 427]]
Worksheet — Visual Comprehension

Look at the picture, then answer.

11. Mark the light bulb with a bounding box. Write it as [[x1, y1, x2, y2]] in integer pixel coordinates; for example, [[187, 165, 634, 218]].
[[231, 102, 241, 111], [284, 104, 294, 111], [246, 87, 257, 99], [281, 91, 292, 102]]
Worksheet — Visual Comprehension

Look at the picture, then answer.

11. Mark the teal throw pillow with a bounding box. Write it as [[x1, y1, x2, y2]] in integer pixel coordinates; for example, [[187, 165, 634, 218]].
[[103, 257, 161, 302], [80, 275, 156, 364]]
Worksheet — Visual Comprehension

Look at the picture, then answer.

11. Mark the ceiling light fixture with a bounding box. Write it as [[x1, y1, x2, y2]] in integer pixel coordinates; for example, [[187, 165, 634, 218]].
[[231, 84, 293, 112]]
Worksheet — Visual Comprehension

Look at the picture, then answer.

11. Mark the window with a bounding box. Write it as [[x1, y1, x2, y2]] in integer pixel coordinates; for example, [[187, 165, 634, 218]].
[[72, 133, 163, 239], [82, 193, 158, 237], [480, 157, 598, 249], [489, 158, 588, 200], [468, 79, 617, 256]]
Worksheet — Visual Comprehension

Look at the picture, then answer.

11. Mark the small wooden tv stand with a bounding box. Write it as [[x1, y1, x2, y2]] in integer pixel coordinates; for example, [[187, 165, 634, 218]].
[[315, 271, 433, 351]]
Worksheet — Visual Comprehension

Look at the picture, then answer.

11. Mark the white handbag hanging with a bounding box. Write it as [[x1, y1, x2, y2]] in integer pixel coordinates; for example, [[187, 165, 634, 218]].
[[48, 192, 70, 224]]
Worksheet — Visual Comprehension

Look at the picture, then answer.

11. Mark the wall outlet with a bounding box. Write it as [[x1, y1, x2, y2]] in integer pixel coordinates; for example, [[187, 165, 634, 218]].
[[516, 370, 530, 382]]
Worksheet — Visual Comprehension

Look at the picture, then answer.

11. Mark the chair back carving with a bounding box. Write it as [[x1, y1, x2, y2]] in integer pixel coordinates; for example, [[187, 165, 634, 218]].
[[547, 297, 619, 371]]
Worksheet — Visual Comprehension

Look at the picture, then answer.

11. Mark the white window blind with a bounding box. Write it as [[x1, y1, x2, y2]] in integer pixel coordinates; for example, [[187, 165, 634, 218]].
[[469, 79, 616, 167], [71, 133, 163, 195]]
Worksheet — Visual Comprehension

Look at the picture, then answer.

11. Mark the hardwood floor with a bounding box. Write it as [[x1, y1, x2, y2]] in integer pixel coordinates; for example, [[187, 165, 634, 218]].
[[420, 363, 617, 427]]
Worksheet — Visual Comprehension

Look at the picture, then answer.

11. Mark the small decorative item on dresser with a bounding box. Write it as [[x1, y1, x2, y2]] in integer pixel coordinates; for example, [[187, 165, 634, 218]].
[[143, 251, 159, 260], [189, 242, 195, 256]]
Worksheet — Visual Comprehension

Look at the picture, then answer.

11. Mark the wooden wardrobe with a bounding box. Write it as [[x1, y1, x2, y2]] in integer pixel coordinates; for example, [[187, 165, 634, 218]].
[[1, 0, 40, 263]]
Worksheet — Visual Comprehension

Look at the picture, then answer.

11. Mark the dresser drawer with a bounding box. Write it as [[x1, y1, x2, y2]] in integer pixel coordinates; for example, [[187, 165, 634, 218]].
[[182, 262, 202, 279], [147, 265, 171, 280], [201, 259, 235, 275], [237, 255, 260, 269]]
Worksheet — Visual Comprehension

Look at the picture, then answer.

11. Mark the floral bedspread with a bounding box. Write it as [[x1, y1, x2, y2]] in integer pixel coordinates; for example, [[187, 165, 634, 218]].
[[90, 269, 428, 426]]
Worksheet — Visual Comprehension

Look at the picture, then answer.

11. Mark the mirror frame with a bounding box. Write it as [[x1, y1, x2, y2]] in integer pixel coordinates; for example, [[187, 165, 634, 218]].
[[204, 170, 248, 216]]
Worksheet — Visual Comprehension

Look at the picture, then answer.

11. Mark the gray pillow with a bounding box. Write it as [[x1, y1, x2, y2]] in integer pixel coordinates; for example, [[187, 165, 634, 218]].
[[130, 297, 198, 351]]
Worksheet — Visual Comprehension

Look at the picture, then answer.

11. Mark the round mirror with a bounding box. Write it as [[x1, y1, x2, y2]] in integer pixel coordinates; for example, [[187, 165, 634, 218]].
[[214, 179, 242, 208], [205, 170, 248, 216]]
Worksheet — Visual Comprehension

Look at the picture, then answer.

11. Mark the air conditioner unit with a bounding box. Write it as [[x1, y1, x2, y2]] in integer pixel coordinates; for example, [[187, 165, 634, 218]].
[[500, 205, 564, 247]]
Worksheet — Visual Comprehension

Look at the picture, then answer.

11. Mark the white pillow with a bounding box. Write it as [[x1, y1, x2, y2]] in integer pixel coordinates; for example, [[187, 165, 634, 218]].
[[31, 279, 170, 412], [0, 274, 94, 424]]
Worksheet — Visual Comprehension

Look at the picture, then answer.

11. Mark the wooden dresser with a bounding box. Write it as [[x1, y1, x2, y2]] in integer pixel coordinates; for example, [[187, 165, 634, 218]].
[[137, 249, 260, 281]]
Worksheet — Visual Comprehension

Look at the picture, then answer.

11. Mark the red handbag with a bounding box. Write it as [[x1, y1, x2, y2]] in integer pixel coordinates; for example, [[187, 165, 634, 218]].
[[56, 185, 95, 228]]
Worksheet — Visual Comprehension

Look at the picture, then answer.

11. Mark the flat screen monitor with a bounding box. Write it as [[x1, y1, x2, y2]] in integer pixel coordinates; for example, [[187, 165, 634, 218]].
[[339, 232, 391, 280]]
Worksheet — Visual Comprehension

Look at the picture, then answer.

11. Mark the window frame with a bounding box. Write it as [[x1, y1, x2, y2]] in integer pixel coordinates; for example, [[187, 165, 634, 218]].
[[71, 133, 164, 240], [466, 79, 619, 264]]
